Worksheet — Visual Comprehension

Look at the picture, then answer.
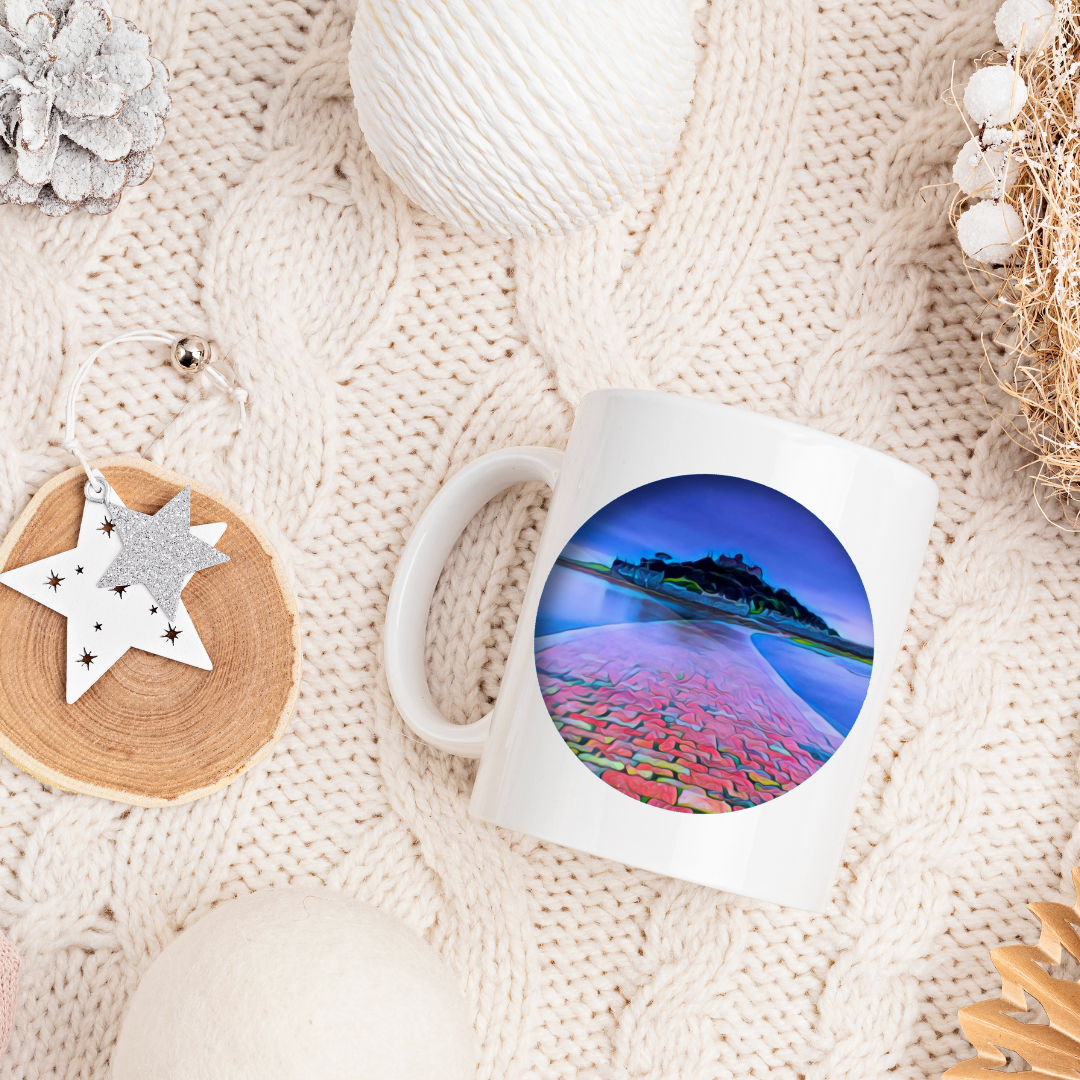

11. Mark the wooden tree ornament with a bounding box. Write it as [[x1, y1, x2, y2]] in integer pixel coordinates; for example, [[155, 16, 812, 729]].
[[945, 867, 1080, 1079], [0, 456, 302, 806]]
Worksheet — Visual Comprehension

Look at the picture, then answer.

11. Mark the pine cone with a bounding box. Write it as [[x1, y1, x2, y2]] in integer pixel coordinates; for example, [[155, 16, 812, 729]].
[[0, 0, 170, 216]]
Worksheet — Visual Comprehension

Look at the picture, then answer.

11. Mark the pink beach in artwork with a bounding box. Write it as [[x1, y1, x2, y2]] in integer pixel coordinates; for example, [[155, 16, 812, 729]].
[[536, 619, 845, 814]]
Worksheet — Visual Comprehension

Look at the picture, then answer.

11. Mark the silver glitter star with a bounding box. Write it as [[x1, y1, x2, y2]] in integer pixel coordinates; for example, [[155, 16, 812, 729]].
[[96, 487, 229, 620]]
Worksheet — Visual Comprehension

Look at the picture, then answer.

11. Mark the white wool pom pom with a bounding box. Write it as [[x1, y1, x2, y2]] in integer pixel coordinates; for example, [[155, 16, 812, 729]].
[[964, 66, 1029, 125], [952, 136, 1022, 196], [111, 888, 476, 1080], [957, 201, 1024, 264], [996, 0, 1056, 54], [349, 0, 696, 239]]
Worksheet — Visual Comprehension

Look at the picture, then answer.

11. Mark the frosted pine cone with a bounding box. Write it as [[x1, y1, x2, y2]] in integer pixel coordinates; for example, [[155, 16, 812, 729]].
[[0, 0, 170, 216]]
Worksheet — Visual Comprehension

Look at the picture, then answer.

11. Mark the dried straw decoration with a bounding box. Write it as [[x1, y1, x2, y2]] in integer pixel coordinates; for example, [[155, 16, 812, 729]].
[[943, 866, 1080, 1078], [949, 1, 1080, 525]]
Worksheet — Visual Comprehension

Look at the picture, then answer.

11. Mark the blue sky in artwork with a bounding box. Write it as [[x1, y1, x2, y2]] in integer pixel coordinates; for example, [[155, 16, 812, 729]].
[[561, 473, 873, 645]]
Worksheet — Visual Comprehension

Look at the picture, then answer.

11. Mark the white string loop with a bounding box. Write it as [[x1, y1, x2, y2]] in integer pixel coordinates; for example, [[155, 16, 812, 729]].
[[63, 331, 248, 491], [203, 365, 248, 429]]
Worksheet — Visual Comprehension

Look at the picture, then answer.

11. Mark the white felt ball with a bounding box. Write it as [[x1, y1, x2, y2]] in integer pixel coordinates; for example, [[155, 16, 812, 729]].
[[957, 200, 1024, 264], [996, 0, 1056, 54], [111, 887, 476, 1080], [952, 135, 1021, 196], [348, 0, 696, 239], [964, 66, 1029, 126]]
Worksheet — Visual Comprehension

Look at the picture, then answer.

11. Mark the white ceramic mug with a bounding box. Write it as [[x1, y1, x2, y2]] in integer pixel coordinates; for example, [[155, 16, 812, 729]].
[[385, 390, 937, 910]]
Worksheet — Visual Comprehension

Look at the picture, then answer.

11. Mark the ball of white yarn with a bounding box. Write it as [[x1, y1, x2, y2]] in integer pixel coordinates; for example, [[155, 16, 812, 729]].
[[952, 135, 1021, 196], [956, 200, 1024, 264], [964, 66, 1029, 125], [996, 0, 1056, 54], [348, 0, 696, 240], [111, 887, 476, 1080]]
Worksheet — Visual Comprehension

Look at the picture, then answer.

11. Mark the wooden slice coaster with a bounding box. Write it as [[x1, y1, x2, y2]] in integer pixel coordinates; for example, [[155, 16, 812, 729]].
[[0, 456, 302, 806]]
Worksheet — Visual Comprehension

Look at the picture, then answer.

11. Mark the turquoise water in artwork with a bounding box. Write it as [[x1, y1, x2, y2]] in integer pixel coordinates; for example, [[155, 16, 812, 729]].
[[750, 633, 871, 737], [534, 563, 675, 637]]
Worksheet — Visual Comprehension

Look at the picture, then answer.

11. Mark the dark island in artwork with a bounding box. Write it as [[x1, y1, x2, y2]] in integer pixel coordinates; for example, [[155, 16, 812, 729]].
[[534, 474, 874, 814]]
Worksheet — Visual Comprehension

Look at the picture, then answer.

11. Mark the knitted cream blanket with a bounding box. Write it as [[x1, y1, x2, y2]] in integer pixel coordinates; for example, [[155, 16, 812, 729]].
[[0, 0, 1073, 1075]]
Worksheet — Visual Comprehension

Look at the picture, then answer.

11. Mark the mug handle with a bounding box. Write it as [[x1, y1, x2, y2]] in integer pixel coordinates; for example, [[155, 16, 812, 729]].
[[384, 446, 564, 757]]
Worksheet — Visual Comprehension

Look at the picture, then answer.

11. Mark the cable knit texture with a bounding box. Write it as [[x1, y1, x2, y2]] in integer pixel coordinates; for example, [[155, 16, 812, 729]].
[[0, 935, 17, 1060], [0, 0, 1074, 1077]]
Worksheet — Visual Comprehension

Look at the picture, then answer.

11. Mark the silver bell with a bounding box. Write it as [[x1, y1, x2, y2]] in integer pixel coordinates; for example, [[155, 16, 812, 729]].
[[171, 336, 215, 375]]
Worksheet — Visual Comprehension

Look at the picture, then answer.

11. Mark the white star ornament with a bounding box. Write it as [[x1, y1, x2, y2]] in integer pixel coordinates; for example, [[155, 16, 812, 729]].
[[0, 485, 228, 703]]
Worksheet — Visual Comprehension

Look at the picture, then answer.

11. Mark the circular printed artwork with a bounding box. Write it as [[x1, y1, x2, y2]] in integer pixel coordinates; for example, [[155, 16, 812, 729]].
[[533, 474, 874, 814]]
